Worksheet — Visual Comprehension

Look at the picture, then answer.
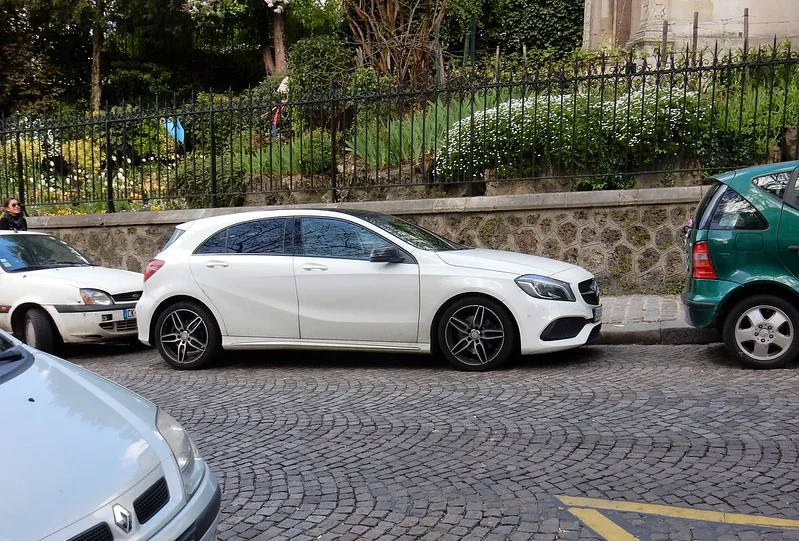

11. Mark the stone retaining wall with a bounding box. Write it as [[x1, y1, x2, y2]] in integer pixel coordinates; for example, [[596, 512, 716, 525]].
[[27, 186, 709, 294]]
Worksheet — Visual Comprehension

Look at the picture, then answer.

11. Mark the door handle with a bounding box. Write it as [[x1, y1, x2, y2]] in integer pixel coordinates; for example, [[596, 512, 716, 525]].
[[789, 246, 799, 253], [205, 261, 229, 268], [301, 264, 328, 271]]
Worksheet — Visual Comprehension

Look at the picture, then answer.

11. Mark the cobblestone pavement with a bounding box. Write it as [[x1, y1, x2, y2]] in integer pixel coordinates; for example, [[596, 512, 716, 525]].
[[65, 344, 799, 541]]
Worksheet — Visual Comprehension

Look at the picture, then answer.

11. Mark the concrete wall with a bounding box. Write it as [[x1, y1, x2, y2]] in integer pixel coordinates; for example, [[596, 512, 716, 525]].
[[27, 187, 709, 295], [584, 0, 799, 51]]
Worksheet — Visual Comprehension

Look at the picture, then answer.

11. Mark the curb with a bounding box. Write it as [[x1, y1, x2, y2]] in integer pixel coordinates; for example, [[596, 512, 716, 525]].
[[595, 322, 721, 346]]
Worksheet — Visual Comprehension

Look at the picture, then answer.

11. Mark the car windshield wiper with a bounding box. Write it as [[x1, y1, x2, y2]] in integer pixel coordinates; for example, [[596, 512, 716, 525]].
[[0, 347, 25, 363]]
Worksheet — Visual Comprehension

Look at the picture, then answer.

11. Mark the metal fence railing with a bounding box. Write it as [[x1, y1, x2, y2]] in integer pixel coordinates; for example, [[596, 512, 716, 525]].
[[2, 46, 799, 213]]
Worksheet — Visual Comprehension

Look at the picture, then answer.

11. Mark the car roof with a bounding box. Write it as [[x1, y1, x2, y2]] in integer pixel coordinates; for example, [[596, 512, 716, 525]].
[[716, 160, 799, 185], [177, 208, 392, 231], [0, 231, 49, 236]]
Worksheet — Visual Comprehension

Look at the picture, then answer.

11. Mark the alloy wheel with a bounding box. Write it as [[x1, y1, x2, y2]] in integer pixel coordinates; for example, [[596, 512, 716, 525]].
[[444, 304, 506, 367], [158, 308, 209, 365], [734, 304, 794, 362]]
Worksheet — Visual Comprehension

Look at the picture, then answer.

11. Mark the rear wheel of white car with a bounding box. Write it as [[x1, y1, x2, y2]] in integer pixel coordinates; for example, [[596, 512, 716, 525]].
[[155, 301, 220, 369], [722, 295, 799, 369], [22, 308, 58, 353], [437, 296, 517, 371]]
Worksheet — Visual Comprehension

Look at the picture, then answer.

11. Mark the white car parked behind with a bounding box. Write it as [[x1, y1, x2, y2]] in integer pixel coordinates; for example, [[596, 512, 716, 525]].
[[137, 209, 603, 371], [0, 329, 221, 540], [0, 231, 143, 352]]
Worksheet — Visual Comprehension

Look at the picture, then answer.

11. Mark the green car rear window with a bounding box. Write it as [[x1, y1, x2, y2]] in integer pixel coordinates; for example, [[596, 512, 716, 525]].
[[709, 188, 768, 230]]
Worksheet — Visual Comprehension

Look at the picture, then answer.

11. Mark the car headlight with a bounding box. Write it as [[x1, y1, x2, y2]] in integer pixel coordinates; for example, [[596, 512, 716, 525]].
[[79, 288, 114, 305], [515, 274, 576, 301], [156, 409, 205, 498]]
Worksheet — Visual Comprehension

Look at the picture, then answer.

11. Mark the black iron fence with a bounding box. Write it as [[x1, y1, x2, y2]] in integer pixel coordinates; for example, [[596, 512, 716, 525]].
[[2, 46, 799, 214]]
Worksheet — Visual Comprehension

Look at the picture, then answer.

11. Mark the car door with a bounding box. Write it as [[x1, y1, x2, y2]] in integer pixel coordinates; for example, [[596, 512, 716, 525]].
[[777, 167, 799, 279], [189, 218, 300, 338], [293, 217, 420, 342]]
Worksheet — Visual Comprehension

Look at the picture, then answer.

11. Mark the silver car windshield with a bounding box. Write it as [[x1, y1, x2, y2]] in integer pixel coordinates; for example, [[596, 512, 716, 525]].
[[0, 235, 93, 272], [0, 333, 29, 381], [357, 214, 466, 251]]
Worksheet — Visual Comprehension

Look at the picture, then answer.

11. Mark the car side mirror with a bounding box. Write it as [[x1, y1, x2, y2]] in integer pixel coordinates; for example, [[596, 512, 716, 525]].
[[369, 246, 404, 263]]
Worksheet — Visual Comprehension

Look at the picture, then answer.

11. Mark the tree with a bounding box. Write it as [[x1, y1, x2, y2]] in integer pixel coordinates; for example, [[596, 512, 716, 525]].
[[183, 0, 291, 76], [48, 0, 116, 111], [345, 0, 448, 89]]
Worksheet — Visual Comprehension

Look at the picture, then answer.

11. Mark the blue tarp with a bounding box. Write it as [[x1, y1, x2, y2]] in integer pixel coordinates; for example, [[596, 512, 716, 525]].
[[162, 118, 185, 144]]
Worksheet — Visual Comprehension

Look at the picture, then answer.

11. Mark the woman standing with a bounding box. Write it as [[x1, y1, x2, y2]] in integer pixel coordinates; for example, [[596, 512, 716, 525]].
[[0, 198, 27, 231]]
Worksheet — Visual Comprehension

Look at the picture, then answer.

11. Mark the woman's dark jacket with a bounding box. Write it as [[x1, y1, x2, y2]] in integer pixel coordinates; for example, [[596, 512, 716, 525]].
[[0, 212, 27, 231]]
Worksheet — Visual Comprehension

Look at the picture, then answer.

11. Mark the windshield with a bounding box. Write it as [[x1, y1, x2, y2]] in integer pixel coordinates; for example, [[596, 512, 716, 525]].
[[357, 214, 466, 251], [0, 234, 93, 272]]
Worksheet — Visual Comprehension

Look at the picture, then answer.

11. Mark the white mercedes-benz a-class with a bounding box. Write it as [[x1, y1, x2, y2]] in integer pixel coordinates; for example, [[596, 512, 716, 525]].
[[0, 231, 143, 352], [0, 329, 221, 540], [137, 209, 602, 371]]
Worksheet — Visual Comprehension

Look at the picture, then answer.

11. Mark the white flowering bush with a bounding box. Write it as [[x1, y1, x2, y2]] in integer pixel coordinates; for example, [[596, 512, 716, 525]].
[[435, 89, 704, 188]]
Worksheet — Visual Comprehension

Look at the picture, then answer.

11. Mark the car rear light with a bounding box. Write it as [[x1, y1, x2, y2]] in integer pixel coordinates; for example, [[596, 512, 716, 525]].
[[691, 241, 717, 279], [144, 259, 165, 282]]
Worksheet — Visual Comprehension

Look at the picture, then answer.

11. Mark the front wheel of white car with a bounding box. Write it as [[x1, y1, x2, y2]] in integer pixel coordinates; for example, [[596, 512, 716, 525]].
[[437, 296, 517, 371], [155, 301, 221, 370], [22, 307, 58, 353]]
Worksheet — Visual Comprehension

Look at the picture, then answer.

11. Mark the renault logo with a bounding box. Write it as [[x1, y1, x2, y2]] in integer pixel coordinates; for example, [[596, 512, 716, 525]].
[[113, 504, 133, 533]]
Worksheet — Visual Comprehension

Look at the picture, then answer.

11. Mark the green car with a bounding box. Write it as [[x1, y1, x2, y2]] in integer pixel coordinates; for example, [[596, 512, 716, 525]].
[[683, 160, 799, 368]]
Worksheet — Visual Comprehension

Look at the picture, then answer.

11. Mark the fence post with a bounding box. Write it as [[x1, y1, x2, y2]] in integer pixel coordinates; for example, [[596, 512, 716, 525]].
[[209, 91, 218, 208], [15, 128, 24, 208], [104, 105, 115, 213], [329, 81, 338, 203]]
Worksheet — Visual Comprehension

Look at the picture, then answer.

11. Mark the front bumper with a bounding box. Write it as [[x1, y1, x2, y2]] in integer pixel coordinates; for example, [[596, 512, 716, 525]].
[[46, 303, 138, 342], [510, 295, 602, 355]]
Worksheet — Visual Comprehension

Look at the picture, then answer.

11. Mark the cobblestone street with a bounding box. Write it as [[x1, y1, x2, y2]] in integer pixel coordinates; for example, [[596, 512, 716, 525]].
[[65, 344, 799, 541]]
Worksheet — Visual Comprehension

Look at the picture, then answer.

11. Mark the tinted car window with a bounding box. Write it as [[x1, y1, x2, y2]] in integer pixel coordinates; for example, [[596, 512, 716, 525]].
[[709, 189, 768, 230], [195, 219, 287, 254], [195, 230, 228, 254], [354, 213, 464, 251], [228, 219, 286, 254], [693, 181, 723, 230], [752, 172, 792, 199], [299, 218, 388, 260]]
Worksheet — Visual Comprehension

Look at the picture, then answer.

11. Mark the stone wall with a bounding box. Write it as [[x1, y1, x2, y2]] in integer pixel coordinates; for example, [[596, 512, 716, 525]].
[[27, 186, 708, 295]]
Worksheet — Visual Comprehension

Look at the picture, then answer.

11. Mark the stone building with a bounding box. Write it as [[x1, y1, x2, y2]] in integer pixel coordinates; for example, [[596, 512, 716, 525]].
[[583, 0, 799, 53]]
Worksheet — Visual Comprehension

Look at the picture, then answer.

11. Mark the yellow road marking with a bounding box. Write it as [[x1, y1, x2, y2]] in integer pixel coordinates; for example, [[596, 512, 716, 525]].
[[558, 496, 799, 530], [565, 507, 640, 541]]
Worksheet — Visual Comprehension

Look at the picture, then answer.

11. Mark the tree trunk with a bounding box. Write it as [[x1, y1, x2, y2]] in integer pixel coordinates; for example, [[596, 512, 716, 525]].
[[90, 3, 105, 112], [261, 45, 276, 75], [272, 11, 286, 74]]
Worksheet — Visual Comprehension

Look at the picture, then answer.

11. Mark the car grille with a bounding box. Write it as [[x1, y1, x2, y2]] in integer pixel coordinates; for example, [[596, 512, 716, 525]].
[[67, 523, 113, 541], [578, 278, 600, 306], [134, 477, 170, 524], [112, 291, 142, 302], [100, 320, 137, 332]]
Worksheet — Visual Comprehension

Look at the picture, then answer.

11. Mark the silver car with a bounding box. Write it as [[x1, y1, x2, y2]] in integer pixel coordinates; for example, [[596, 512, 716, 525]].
[[0, 329, 221, 540]]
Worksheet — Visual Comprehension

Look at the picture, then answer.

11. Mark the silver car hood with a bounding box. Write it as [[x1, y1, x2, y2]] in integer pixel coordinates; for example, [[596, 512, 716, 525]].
[[17, 266, 143, 294], [435, 248, 578, 277], [0, 351, 166, 540]]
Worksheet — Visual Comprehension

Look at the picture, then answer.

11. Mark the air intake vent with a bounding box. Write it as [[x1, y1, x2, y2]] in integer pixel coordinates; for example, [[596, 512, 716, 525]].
[[112, 291, 142, 302], [134, 477, 170, 524], [67, 523, 113, 541]]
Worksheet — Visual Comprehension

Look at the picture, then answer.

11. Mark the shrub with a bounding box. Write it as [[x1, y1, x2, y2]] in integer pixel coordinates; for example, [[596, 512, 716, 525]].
[[165, 154, 245, 208]]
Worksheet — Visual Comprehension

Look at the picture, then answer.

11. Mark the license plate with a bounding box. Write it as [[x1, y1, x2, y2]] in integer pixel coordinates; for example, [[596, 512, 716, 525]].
[[123, 308, 136, 320], [592, 305, 602, 323]]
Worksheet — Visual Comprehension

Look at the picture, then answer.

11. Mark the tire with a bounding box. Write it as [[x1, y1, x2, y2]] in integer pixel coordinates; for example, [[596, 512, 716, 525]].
[[22, 308, 59, 354], [436, 296, 517, 371], [722, 295, 799, 369], [154, 301, 221, 370]]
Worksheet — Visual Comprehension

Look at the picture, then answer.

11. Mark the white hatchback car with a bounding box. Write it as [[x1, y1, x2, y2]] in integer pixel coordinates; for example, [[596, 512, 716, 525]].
[[0, 231, 143, 352], [138, 209, 602, 371], [0, 329, 221, 540]]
